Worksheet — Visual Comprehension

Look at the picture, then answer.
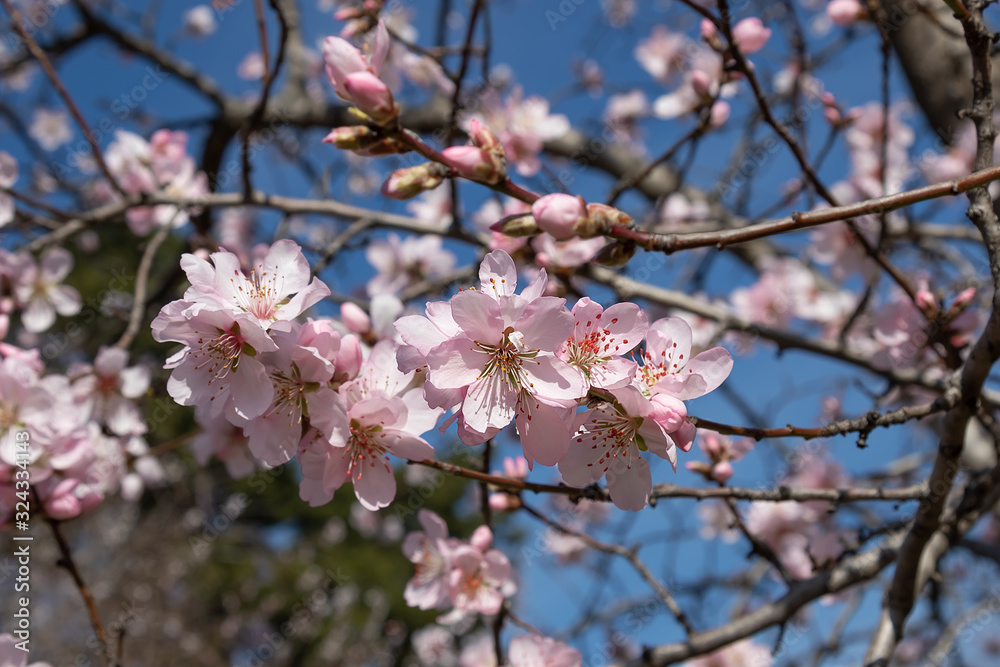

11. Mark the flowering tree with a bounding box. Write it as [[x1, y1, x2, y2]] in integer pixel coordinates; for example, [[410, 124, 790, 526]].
[[3, 0, 1000, 664]]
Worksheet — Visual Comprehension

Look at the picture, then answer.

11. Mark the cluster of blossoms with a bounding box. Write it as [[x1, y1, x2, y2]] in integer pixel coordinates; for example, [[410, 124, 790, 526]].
[[0, 244, 160, 525], [153, 243, 732, 514], [403, 509, 516, 621], [100, 129, 209, 236], [0, 339, 161, 526], [397, 249, 733, 510]]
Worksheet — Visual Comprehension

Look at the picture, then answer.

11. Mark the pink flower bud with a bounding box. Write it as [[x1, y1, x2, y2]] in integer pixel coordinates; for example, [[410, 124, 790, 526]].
[[341, 302, 371, 334], [690, 69, 713, 98], [344, 71, 398, 126], [674, 420, 697, 453], [468, 118, 502, 152], [953, 287, 977, 310], [531, 193, 588, 241], [700, 19, 718, 41], [709, 100, 731, 128], [322, 35, 368, 100], [732, 17, 771, 55], [713, 460, 734, 483], [827, 0, 864, 26], [649, 394, 687, 432], [824, 106, 842, 125], [916, 289, 937, 311], [335, 333, 364, 382], [442, 145, 506, 184], [470, 525, 493, 551]]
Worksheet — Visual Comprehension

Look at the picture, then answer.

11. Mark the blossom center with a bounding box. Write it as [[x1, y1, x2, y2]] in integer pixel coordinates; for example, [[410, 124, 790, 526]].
[[191, 325, 246, 385], [475, 326, 538, 391], [229, 265, 284, 321]]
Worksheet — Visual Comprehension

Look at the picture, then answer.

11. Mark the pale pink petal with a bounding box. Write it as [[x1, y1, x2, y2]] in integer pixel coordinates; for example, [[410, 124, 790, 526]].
[[516, 397, 571, 469], [451, 289, 503, 343], [463, 375, 517, 432], [479, 248, 518, 298]]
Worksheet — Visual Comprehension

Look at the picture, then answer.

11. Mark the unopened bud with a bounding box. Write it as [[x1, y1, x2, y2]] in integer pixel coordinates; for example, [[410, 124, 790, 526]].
[[691, 70, 713, 98], [594, 240, 636, 267], [442, 145, 507, 184], [490, 213, 539, 237], [341, 302, 371, 334], [953, 287, 976, 310], [468, 118, 503, 153], [344, 71, 399, 126], [381, 162, 449, 200], [322, 125, 382, 151], [531, 193, 588, 241]]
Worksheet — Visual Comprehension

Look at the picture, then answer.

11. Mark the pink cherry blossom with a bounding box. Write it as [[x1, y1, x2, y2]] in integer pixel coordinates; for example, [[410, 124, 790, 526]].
[[417, 250, 586, 467], [471, 86, 569, 177], [180, 239, 330, 329], [29, 108, 73, 151], [559, 385, 678, 511], [558, 297, 647, 390], [15, 248, 82, 333], [509, 634, 582, 667], [685, 431, 754, 483], [636, 317, 733, 401], [403, 509, 460, 610], [635, 25, 689, 84], [446, 526, 515, 615], [69, 347, 150, 437], [243, 324, 337, 465], [366, 233, 456, 296], [300, 341, 437, 509], [826, 0, 864, 26], [152, 302, 278, 422]]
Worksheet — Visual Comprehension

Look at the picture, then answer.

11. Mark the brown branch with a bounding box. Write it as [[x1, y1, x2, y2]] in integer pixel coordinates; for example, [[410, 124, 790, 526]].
[[411, 458, 929, 504], [603, 164, 1000, 253], [42, 510, 112, 664]]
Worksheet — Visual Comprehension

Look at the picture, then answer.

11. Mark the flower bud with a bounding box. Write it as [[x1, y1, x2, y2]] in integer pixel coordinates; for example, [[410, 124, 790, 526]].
[[827, 0, 864, 26], [649, 394, 687, 432], [531, 193, 588, 241], [712, 460, 734, 483], [732, 17, 771, 55], [341, 302, 371, 334], [594, 240, 636, 267], [468, 118, 503, 153], [381, 162, 449, 200], [691, 69, 713, 98], [344, 71, 399, 126], [953, 287, 977, 311], [470, 525, 493, 551], [442, 145, 507, 184], [673, 420, 697, 452], [322, 125, 382, 151], [709, 100, 731, 128], [490, 213, 539, 237]]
